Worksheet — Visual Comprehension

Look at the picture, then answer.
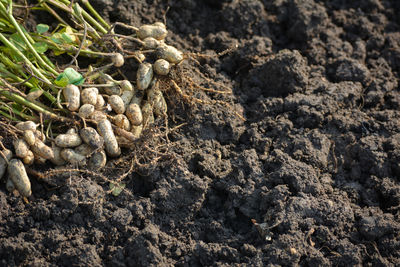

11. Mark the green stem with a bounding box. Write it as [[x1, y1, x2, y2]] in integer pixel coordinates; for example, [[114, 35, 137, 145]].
[[41, 2, 71, 27], [0, 32, 51, 84], [46, 0, 105, 38], [0, 1, 58, 76], [0, 90, 72, 122], [42, 42, 112, 58], [0, 105, 37, 121], [81, 9, 107, 34], [0, 52, 23, 71], [0, 33, 58, 103], [0, 109, 16, 121], [0, 77, 56, 106], [0, 69, 35, 89], [70, 47, 114, 57], [81, 0, 110, 30], [73, 3, 105, 38], [58, 0, 107, 34], [0, 53, 30, 83]]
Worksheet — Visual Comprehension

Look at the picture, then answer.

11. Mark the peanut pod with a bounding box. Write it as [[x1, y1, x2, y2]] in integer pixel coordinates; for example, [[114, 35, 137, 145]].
[[90, 110, 108, 122], [113, 114, 131, 131], [120, 80, 133, 91], [97, 119, 121, 157], [0, 149, 12, 180], [75, 144, 96, 157], [109, 95, 126, 114], [23, 130, 36, 146], [112, 53, 125, 67], [137, 22, 167, 40], [63, 84, 81, 111], [141, 102, 154, 127], [22, 150, 35, 165], [50, 144, 66, 166], [129, 91, 143, 106], [6, 178, 15, 192], [13, 139, 30, 159], [55, 132, 82, 148], [131, 124, 143, 139], [121, 90, 135, 108], [156, 44, 183, 64], [142, 37, 160, 49], [153, 59, 170, 75], [8, 159, 31, 197], [31, 139, 54, 160], [136, 63, 153, 90], [95, 94, 106, 110], [126, 103, 143, 126], [80, 127, 104, 149], [150, 90, 167, 116], [34, 130, 46, 142], [15, 121, 36, 131], [81, 87, 98, 105], [104, 85, 121, 96], [88, 150, 107, 171], [79, 104, 95, 118], [61, 148, 86, 166]]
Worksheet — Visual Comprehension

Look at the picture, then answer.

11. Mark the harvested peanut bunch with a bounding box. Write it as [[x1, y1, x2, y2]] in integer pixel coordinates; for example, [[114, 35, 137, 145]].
[[0, 0, 223, 199]]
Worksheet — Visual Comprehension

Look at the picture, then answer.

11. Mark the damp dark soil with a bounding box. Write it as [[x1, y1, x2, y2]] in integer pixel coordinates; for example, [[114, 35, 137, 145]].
[[1, 0, 400, 266]]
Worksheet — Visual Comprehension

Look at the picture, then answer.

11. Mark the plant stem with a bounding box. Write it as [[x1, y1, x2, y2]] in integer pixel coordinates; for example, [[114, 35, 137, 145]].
[[0, 90, 72, 122], [0, 77, 56, 107], [46, 0, 105, 37], [59, 0, 107, 34], [0, 1, 58, 76], [0, 33, 58, 103], [0, 105, 37, 121], [0, 109, 16, 121], [41, 2, 71, 27], [0, 69, 35, 89], [0, 32, 51, 84], [81, 0, 110, 30]]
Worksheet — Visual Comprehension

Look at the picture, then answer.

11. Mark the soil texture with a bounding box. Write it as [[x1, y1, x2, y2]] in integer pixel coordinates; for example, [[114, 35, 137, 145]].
[[1, 0, 400, 266]]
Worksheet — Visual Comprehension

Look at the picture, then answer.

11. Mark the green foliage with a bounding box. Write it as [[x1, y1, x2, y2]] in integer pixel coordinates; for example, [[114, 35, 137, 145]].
[[109, 182, 126, 196], [32, 42, 48, 53], [55, 68, 85, 86], [36, 24, 49, 34]]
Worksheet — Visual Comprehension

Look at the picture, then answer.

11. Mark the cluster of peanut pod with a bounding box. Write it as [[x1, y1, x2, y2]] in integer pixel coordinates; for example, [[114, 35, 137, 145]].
[[1, 22, 184, 198]]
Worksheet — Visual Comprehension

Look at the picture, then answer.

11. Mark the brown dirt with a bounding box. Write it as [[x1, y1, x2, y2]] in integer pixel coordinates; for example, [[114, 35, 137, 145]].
[[1, 0, 400, 266]]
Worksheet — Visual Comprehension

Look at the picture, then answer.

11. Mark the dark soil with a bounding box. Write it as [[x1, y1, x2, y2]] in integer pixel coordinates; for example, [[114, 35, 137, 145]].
[[1, 0, 400, 266]]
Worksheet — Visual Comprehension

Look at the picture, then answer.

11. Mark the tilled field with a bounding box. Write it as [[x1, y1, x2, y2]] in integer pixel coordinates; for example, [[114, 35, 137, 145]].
[[1, 0, 400, 266]]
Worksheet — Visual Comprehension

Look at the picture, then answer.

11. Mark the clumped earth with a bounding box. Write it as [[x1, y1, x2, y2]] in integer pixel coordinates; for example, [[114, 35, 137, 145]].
[[1, 0, 400, 266]]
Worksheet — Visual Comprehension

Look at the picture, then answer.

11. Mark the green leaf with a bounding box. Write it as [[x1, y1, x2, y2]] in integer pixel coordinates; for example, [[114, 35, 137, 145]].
[[109, 182, 126, 196], [36, 24, 49, 34], [10, 33, 26, 51], [50, 33, 63, 44], [10, 52, 23, 63], [61, 33, 74, 44], [72, 77, 85, 85], [54, 74, 69, 87], [63, 67, 85, 85], [33, 42, 48, 53], [55, 68, 85, 86]]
